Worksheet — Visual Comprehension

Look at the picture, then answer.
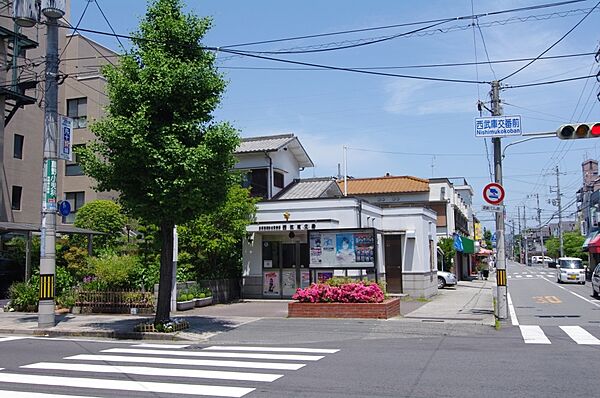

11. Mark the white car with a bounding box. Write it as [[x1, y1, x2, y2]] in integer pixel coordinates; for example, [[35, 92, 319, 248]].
[[556, 257, 586, 284], [437, 270, 457, 289]]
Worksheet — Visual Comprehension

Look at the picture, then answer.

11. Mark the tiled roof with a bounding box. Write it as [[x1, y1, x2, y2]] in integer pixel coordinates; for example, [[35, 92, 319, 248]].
[[339, 175, 429, 195], [275, 178, 342, 200], [236, 134, 295, 153]]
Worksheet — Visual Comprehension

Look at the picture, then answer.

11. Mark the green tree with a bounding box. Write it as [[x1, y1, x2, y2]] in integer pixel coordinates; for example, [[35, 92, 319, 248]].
[[437, 237, 456, 271], [483, 229, 493, 249], [78, 0, 239, 323], [545, 232, 587, 261], [178, 184, 258, 280], [74, 200, 127, 250]]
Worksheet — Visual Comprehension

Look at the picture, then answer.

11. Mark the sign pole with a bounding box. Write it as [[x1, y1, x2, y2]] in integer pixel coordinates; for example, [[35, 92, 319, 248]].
[[491, 80, 508, 320]]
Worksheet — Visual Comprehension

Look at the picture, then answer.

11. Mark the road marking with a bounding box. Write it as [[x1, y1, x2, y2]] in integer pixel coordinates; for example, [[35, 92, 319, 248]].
[[507, 291, 519, 326], [131, 343, 190, 349], [533, 296, 562, 304], [519, 325, 551, 344], [539, 277, 600, 308], [102, 348, 325, 361], [22, 362, 283, 382], [516, 275, 523, 278], [0, 391, 102, 398], [507, 276, 512, 279], [526, 275, 533, 278], [0, 336, 27, 343], [66, 354, 306, 370], [559, 326, 600, 345], [0, 373, 255, 397], [204, 346, 339, 354]]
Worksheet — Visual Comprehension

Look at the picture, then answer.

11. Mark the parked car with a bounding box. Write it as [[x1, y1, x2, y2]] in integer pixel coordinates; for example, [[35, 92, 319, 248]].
[[592, 264, 600, 298], [556, 257, 586, 284], [437, 270, 457, 289]]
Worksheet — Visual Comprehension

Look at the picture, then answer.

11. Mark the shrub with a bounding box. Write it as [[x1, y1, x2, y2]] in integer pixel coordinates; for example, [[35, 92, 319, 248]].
[[88, 253, 139, 289], [8, 276, 40, 311], [73, 200, 127, 250], [293, 282, 384, 303]]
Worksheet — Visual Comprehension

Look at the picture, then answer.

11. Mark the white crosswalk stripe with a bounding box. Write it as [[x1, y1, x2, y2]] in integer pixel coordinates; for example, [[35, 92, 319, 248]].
[[519, 325, 600, 345], [0, 343, 339, 397]]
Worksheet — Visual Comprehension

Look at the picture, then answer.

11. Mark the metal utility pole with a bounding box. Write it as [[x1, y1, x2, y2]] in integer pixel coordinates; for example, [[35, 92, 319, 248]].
[[556, 165, 564, 257], [523, 205, 528, 265], [535, 194, 544, 259], [518, 206, 522, 263], [38, 2, 66, 328], [491, 80, 507, 320]]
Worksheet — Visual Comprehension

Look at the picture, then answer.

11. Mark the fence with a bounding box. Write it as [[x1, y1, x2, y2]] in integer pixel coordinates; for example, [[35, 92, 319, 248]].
[[154, 278, 242, 304], [74, 289, 155, 314]]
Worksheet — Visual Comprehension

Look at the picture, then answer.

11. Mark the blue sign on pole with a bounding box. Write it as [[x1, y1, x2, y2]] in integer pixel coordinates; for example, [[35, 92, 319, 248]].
[[475, 115, 522, 137], [58, 200, 71, 217]]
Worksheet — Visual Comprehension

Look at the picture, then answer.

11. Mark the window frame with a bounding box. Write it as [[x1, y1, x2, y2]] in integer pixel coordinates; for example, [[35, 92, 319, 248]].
[[67, 97, 88, 129], [62, 191, 85, 224], [13, 134, 24, 159], [11, 185, 23, 211]]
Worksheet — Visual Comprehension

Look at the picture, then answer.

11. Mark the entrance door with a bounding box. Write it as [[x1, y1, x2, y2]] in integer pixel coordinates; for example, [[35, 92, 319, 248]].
[[384, 235, 403, 294], [281, 243, 310, 297]]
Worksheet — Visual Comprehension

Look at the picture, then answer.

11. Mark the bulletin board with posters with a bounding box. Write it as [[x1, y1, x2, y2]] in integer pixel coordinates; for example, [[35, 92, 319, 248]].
[[308, 229, 376, 268]]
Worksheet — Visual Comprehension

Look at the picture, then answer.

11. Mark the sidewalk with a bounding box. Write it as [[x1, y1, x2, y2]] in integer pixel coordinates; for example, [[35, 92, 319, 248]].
[[401, 277, 496, 325], [0, 280, 496, 341]]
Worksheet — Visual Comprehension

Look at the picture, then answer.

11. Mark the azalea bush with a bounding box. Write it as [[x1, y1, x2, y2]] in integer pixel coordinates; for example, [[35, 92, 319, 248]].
[[293, 282, 384, 303]]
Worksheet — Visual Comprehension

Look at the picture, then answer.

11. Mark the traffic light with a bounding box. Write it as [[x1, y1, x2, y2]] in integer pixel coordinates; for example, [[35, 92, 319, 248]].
[[556, 123, 600, 140]]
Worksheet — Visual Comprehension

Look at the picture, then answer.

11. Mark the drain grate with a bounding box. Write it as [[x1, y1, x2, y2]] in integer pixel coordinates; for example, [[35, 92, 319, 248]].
[[515, 306, 535, 309], [536, 315, 580, 318]]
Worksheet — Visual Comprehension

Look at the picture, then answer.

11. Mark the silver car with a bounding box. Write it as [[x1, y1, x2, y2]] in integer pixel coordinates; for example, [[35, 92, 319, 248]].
[[592, 264, 600, 298], [437, 270, 457, 289], [556, 257, 586, 284]]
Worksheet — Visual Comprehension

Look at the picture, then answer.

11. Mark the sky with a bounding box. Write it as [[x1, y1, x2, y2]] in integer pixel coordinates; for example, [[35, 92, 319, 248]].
[[68, 0, 600, 234]]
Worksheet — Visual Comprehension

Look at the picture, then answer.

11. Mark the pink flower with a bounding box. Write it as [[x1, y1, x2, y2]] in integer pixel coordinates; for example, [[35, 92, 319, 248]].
[[292, 282, 384, 303]]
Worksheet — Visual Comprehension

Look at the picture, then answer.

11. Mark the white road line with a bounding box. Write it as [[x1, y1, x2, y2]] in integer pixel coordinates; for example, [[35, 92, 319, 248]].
[[0, 337, 27, 343], [507, 276, 512, 279], [204, 346, 339, 354], [539, 277, 600, 308], [526, 275, 533, 278], [507, 291, 519, 326], [559, 326, 600, 345], [22, 362, 283, 382], [0, 373, 254, 398], [66, 354, 306, 371], [102, 348, 324, 361], [0, 391, 102, 398], [516, 275, 523, 278], [519, 325, 551, 344], [131, 343, 190, 349]]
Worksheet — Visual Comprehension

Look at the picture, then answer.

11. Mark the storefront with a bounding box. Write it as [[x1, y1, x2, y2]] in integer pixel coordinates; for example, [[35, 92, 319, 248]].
[[242, 197, 438, 298]]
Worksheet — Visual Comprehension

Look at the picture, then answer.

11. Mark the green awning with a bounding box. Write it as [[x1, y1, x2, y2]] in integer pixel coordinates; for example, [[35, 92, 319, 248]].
[[460, 236, 475, 254]]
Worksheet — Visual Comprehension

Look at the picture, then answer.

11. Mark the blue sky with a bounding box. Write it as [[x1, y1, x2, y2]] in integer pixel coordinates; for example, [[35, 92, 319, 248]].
[[69, 0, 600, 233]]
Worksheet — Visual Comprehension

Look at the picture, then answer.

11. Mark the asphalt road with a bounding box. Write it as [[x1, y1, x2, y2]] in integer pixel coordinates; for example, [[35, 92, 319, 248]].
[[0, 311, 598, 398]]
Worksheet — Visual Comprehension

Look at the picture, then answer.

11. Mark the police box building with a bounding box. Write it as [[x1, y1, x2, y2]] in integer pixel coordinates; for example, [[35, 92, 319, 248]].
[[235, 134, 449, 299]]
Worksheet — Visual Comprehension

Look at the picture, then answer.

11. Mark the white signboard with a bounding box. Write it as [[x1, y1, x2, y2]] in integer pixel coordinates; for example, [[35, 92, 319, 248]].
[[475, 115, 522, 137], [59, 116, 73, 161], [482, 205, 504, 212]]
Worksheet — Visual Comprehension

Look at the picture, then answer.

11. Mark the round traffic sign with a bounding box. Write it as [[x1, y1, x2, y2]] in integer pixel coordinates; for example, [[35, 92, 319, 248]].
[[58, 200, 71, 217], [483, 183, 505, 205]]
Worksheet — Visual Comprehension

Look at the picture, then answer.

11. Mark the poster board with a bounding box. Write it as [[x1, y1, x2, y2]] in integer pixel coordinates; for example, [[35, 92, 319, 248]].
[[263, 271, 280, 296], [309, 229, 375, 268]]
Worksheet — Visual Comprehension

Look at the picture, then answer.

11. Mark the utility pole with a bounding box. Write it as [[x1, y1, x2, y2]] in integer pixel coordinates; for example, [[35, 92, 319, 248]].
[[491, 80, 507, 320], [38, 2, 66, 328], [556, 165, 564, 257], [518, 206, 522, 263], [523, 205, 528, 265], [535, 194, 544, 259]]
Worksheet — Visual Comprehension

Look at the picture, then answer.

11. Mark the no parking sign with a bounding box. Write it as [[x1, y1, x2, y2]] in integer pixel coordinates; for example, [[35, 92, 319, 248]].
[[483, 183, 505, 205]]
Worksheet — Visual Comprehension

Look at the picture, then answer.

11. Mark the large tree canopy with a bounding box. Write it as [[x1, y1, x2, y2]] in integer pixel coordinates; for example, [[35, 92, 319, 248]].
[[79, 0, 239, 323]]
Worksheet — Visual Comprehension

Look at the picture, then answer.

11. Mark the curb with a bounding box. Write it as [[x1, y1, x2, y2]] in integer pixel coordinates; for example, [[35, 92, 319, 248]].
[[0, 327, 188, 341]]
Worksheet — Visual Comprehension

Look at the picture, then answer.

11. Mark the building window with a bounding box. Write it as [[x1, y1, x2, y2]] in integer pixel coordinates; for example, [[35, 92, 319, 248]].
[[11, 186, 22, 210], [62, 191, 85, 224], [243, 168, 269, 198], [274, 171, 284, 188], [13, 134, 24, 159], [65, 145, 84, 176], [67, 97, 87, 129]]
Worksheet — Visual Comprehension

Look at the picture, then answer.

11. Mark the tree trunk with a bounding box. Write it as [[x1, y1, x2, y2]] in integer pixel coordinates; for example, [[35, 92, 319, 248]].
[[155, 220, 175, 324]]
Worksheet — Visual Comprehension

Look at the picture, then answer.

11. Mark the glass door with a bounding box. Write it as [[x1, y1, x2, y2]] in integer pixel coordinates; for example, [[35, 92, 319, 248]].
[[281, 243, 297, 297]]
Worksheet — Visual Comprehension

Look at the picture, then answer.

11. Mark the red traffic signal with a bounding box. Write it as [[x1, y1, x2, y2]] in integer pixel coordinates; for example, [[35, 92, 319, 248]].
[[557, 123, 600, 139]]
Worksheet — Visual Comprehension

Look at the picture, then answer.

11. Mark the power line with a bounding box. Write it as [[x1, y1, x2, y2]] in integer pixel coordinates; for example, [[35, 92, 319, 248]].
[[500, 0, 600, 81], [93, 0, 126, 51], [59, 0, 92, 60], [506, 74, 596, 88]]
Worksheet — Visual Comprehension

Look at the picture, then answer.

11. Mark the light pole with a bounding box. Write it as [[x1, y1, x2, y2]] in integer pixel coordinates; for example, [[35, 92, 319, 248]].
[[37, 0, 66, 328]]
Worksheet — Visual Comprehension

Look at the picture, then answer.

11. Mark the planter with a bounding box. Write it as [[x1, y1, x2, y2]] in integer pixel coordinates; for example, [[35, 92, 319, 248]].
[[194, 296, 213, 308], [288, 298, 400, 319], [176, 299, 195, 311]]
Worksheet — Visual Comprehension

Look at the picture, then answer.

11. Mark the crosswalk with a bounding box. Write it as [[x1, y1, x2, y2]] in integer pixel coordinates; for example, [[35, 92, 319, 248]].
[[518, 325, 600, 345], [0, 342, 339, 397], [508, 271, 556, 279]]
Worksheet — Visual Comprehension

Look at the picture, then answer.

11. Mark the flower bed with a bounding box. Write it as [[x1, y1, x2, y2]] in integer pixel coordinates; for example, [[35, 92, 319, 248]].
[[288, 280, 400, 319]]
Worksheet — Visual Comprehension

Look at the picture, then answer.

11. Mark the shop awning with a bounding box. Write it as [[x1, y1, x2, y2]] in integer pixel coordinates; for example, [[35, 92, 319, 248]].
[[460, 236, 476, 254], [587, 232, 600, 254], [583, 230, 599, 251]]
